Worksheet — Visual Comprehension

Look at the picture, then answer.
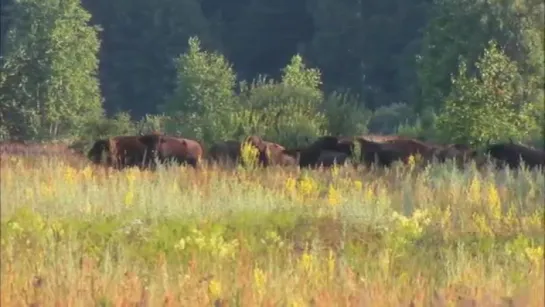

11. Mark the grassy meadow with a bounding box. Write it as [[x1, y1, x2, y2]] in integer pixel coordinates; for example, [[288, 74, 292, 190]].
[[1, 153, 544, 306]]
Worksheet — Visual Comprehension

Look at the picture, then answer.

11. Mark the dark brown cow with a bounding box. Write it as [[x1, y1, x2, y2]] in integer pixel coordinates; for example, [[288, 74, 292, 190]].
[[87, 135, 154, 169], [484, 141, 545, 170], [207, 140, 242, 166], [333, 136, 438, 167], [335, 137, 403, 167], [430, 143, 480, 168], [283, 136, 343, 168], [207, 136, 295, 167], [315, 150, 351, 167], [139, 134, 204, 168], [206, 136, 267, 167]]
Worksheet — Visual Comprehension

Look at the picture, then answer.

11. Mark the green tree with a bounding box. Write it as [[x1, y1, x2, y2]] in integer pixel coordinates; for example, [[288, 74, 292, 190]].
[[0, 0, 103, 140], [162, 36, 237, 144], [236, 54, 328, 147], [81, 0, 215, 118], [305, 0, 431, 109], [417, 0, 544, 113], [436, 41, 536, 145], [321, 90, 369, 137]]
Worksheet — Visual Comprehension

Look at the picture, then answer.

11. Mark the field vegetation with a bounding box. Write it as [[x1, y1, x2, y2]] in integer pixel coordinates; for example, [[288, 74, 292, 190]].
[[1, 151, 543, 306]]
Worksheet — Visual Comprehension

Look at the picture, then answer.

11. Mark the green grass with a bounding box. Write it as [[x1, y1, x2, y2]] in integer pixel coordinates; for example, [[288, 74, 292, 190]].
[[1, 156, 543, 306]]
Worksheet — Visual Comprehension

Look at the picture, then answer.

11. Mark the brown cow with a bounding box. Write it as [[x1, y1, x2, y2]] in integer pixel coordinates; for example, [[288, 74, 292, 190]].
[[207, 140, 242, 166], [262, 141, 298, 166], [429, 143, 480, 168], [484, 141, 545, 170], [283, 136, 343, 168], [315, 150, 351, 167], [206, 136, 267, 167], [87, 135, 154, 169], [207, 136, 295, 167], [334, 137, 402, 167], [138, 134, 204, 168], [333, 136, 438, 167]]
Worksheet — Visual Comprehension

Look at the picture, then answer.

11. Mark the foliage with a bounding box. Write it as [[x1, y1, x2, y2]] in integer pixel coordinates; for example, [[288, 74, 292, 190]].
[[0, 0, 104, 140], [79, 0, 215, 118], [436, 41, 537, 145], [1, 155, 543, 305], [321, 90, 370, 137], [368, 103, 417, 135], [1, 0, 543, 149], [80, 112, 137, 141], [161, 36, 238, 144], [235, 55, 329, 148], [417, 0, 544, 112], [239, 141, 260, 169]]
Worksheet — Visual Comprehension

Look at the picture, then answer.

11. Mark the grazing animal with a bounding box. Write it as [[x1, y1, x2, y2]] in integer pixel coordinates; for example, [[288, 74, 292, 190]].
[[334, 136, 438, 167], [207, 136, 295, 167], [242, 135, 270, 166], [484, 142, 545, 170], [87, 135, 154, 169], [207, 140, 243, 166], [206, 136, 267, 167], [349, 138, 406, 167], [431, 143, 479, 168], [284, 136, 343, 168], [262, 141, 299, 166], [139, 134, 204, 168], [315, 150, 351, 168]]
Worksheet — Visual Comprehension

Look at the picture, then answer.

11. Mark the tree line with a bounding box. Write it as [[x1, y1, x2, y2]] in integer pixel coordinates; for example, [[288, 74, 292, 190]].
[[0, 0, 543, 149]]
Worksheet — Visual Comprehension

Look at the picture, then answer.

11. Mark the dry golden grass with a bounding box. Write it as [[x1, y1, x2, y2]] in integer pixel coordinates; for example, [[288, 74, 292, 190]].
[[1, 153, 544, 306]]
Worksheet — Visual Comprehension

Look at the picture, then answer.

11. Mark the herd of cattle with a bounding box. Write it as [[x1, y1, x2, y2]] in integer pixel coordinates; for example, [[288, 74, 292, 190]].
[[1, 132, 544, 171], [82, 132, 544, 171]]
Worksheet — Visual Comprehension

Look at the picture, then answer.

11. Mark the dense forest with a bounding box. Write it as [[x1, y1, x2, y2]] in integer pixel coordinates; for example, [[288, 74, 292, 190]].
[[0, 0, 543, 148]]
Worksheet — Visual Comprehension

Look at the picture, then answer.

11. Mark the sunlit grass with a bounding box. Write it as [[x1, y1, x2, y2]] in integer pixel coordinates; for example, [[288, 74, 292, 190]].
[[1, 154, 544, 306]]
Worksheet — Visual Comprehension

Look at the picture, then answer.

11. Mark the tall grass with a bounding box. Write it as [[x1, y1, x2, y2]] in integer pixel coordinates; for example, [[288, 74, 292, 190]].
[[1, 155, 544, 306]]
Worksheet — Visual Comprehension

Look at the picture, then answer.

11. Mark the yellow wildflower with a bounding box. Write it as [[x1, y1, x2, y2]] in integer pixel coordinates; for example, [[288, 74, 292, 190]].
[[171, 180, 180, 193], [331, 164, 340, 177], [486, 182, 501, 220], [299, 251, 313, 274], [39, 181, 54, 198], [253, 267, 267, 298], [64, 166, 77, 184], [364, 185, 375, 202], [407, 154, 416, 170], [327, 184, 341, 207], [327, 249, 336, 279], [285, 177, 297, 193], [208, 279, 222, 300], [354, 180, 363, 191], [525, 246, 544, 266], [468, 176, 481, 204], [297, 175, 318, 200], [124, 190, 134, 208], [125, 168, 138, 185], [81, 165, 93, 181], [472, 212, 493, 237], [240, 141, 259, 168], [289, 298, 305, 307]]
